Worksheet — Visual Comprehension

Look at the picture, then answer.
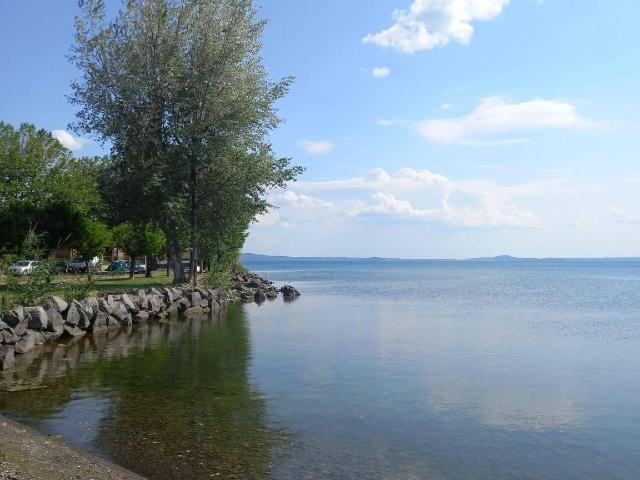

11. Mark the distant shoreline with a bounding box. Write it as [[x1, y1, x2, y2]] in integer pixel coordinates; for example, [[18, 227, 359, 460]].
[[243, 253, 640, 263]]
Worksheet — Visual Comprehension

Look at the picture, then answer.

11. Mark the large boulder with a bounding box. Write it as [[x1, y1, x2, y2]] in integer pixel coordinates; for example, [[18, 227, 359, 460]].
[[185, 306, 203, 317], [0, 327, 18, 345], [24, 307, 48, 330], [120, 293, 137, 313], [98, 298, 113, 315], [186, 290, 202, 308], [0, 345, 15, 370], [44, 307, 65, 334], [2, 306, 24, 327], [44, 296, 69, 314], [65, 303, 81, 326], [254, 290, 267, 303], [163, 288, 174, 305], [133, 311, 150, 323], [89, 312, 109, 333], [63, 324, 86, 338], [280, 285, 301, 298], [14, 330, 44, 354]]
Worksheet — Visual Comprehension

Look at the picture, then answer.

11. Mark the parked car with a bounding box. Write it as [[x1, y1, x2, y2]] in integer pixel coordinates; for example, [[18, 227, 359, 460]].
[[68, 256, 100, 273], [106, 260, 146, 274], [6, 260, 38, 275], [50, 260, 69, 274]]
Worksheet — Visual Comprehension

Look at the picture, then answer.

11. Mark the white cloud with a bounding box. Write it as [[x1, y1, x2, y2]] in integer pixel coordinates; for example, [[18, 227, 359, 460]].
[[363, 0, 510, 53], [290, 167, 539, 228], [52, 129, 91, 151], [371, 66, 391, 78], [281, 191, 334, 209], [298, 140, 334, 156], [439, 103, 452, 110], [376, 118, 395, 127], [254, 210, 291, 228], [419, 97, 592, 145]]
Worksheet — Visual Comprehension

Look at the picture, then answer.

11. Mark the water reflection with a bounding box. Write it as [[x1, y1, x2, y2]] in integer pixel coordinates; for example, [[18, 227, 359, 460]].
[[0, 306, 284, 480]]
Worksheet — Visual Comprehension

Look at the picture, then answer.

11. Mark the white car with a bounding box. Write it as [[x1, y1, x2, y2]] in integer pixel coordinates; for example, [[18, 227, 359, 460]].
[[7, 260, 38, 275], [68, 256, 100, 273]]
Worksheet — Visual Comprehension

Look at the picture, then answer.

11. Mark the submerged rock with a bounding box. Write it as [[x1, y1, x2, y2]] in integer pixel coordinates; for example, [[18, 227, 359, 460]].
[[280, 285, 301, 298]]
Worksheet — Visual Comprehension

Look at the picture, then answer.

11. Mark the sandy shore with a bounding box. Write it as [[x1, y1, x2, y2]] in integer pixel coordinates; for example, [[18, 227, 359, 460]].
[[0, 415, 145, 480]]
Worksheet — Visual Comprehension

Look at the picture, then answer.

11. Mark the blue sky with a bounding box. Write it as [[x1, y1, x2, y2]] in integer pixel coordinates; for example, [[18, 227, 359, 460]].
[[1, 1, 640, 258]]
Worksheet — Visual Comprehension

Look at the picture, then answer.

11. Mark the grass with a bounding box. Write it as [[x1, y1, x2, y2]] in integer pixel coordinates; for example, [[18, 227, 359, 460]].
[[0, 270, 176, 309]]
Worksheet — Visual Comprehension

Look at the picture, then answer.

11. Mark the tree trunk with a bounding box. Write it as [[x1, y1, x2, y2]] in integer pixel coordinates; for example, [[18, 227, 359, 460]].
[[188, 161, 198, 287], [170, 234, 185, 284], [129, 255, 134, 279], [145, 255, 152, 278]]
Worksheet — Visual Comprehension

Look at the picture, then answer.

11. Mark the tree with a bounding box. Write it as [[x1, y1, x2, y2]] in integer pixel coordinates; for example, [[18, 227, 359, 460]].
[[71, 218, 112, 278], [70, 0, 302, 286], [113, 222, 166, 278], [0, 121, 104, 252]]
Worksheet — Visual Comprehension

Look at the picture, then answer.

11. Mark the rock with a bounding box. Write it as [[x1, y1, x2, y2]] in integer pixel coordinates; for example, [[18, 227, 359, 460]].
[[44, 308, 65, 334], [98, 299, 113, 315], [65, 303, 81, 326], [41, 331, 62, 342], [166, 302, 180, 316], [254, 290, 267, 303], [280, 285, 301, 298], [185, 306, 203, 317], [11, 318, 27, 337], [111, 302, 130, 323], [14, 331, 43, 354], [0, 345, 15, 370], [148, 287, 161, 296], [186, 290, 202, 307], [199, 300, 208, 308], [177, 297, 191, 312], [0, 328, 18, 345], [107, 315, 122, 330], [62, 324, 86, 338], [0, 319, 8, 330], [121, 293, 137, 312], [133, 311, 150, 323], [45, 296, 69, 314], [163, 288, 174, 305], [24, 307, 48, 330], [89, 312, 109, 333], [2, 306, 24, 327]]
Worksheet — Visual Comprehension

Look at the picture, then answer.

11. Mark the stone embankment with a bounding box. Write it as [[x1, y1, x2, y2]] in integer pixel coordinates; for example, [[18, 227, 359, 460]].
[[0, 273, 300, 371]]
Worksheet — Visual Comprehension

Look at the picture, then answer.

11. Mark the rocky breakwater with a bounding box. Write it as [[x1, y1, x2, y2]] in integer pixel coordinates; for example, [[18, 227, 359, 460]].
[[0, 286, 229, 371], [0, 273, 300, 371], [232, 272, 301, 303]]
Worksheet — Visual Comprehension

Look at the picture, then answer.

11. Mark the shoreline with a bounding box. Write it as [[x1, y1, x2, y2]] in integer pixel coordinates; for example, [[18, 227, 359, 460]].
[[0, 414, 145, 480]]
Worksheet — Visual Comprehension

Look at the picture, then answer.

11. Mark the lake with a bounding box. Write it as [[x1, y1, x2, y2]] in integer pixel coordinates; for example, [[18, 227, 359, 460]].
[[1, 259, 639, 479]]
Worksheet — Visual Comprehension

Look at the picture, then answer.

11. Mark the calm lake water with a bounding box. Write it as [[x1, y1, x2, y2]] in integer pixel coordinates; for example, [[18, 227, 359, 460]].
[[1, 259, 640, 479]]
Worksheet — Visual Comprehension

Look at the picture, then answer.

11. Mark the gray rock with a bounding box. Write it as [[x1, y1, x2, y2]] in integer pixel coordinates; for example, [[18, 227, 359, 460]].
[[14, 331, 43, 354], [254, 290, 267, 303], [89, 312, 109, 333], [63, 324, 86, 338], [133, 311, 150, 323], [0, 319, 8, 330], [121, 293, 137, 312], [44, 308, 65, 334], [45, 296, 69, 313], [111, 302, 130, 322], [41, 330, 62, 342], [24, 307, 48, 330], [185, 306, 203, 317], [280, 285, 301, 298], [0, 345, 15, 370], [148, 287, 161, 296], [98, 299, 113, 315], [0, 328, 18, 345], [65, 303, 81, 326], [163, 288, 174, 305], [2, 306, 24, 327], [107, 315, 122, 329], [166, 302, 180, 316]]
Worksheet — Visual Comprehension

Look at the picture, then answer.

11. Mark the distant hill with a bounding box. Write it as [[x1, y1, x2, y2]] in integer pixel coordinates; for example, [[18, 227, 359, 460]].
[[242, 253, 640, 263]]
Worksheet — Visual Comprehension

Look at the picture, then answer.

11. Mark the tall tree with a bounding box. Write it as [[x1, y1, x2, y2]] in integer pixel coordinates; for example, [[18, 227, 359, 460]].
[[70, 0, 301, 286]]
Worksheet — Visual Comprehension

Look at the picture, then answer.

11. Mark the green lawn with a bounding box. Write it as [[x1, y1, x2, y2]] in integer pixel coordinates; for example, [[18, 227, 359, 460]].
[[0, 271, 176, 309]]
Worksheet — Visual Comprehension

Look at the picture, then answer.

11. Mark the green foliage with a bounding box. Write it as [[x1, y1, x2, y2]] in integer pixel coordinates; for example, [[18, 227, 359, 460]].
[[113, 222, 166, 258], [59, 277, 95, 303], [202, 262, 232, 290], [71, 218, 112, 279], [0, 121, 105, 252]]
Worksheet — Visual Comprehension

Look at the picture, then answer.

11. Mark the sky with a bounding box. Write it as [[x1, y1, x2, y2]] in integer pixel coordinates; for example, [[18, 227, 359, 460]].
[[1, 1, 640, 259]]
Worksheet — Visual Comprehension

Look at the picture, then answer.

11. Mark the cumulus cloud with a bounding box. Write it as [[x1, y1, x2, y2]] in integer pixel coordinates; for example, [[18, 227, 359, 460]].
[[363, 0, 510, 53], [254, 210, 291, 228], [371, 66, 391, 78], [281, 191, 334, 209], [298, 140, 334, 156], [290, 167, 539, 228], [419, 97, 592, 145], [52, 129, 91, 151]]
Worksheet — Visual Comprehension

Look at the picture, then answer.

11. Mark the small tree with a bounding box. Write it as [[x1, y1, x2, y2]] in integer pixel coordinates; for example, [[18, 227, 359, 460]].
[[71, 218, 112, 279], [113, 222, 166, 279]]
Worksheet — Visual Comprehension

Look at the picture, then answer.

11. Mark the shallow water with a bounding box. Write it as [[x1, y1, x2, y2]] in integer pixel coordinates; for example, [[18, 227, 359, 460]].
[[1, 259, 639, 479]]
